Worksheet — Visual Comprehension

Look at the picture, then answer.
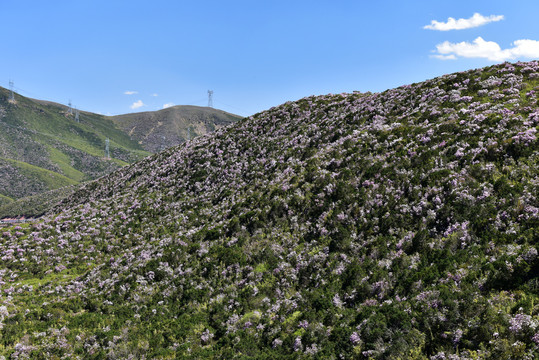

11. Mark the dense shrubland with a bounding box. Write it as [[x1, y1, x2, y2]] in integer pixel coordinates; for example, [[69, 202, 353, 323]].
[[0, 61, 538, 358]]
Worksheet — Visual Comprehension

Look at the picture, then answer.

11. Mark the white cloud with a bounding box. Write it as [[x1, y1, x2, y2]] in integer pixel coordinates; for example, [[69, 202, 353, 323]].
[[508, 39, 539, 58], [163, 103, 175, 109], [151, 93, 158, 97], [130, 100, 144, 109], [424, 13, 504, 31], [124, 90, 138, 95], [431, 54, 457, 61], [433, 37, 539, 62]]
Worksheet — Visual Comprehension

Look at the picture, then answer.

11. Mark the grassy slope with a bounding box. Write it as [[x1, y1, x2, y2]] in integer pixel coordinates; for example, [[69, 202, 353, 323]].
[[1, 157, 77, 189], [46, 146, 87, 182], [0, 186, 76, 219], [110, 105, 242, 152], [5, 92, 149, 159], [0, 87, 150, 200], [0, 104, 239, 217], [0, 194, 12, 207]]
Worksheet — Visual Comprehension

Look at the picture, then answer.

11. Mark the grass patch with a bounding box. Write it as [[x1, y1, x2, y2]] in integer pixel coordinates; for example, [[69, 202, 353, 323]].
[[47, 146, 86, 182], [0, 194, 13, 207], [1, 157, 78, 190]]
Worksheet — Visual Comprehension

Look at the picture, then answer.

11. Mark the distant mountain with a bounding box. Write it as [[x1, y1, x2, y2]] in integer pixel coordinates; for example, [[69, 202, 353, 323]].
[[110, 105, 242, 152], [0, 89, 241, 209], [2, 61, 538, 357], [0, 87, 150, 202]]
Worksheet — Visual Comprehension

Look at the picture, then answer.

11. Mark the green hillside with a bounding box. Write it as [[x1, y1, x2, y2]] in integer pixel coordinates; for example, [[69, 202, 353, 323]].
[[1, 61, 538, 358], [0, 86, 150, 200], [0, 185, 76, 219], [110, 105, 242, 152], [0, 157, 77, 198], [0, 194, 12, 207]]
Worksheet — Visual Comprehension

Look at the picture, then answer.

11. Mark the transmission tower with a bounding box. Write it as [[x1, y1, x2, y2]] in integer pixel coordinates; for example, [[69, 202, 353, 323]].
[[105, 138, 110, 159], [8, 80, 14, 102], [187, 128, 191, 141], [75, 108, 80, 123], [68, 100, 73, 115], [207, 90, 214, 108]]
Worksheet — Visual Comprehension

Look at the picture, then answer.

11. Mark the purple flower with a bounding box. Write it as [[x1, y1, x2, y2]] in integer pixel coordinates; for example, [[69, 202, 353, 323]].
[[350, 332, 361, 345], [298, 320, 309, 329], [513, 128, 537, 144], [293, 336, 302, 352], [453, 329, 463, 345], [201, 329, 214, 343], [509, 313, 533, 333]]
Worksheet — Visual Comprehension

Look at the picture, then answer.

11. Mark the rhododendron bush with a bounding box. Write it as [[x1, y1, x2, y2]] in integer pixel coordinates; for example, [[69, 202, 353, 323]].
[[0, 61, 538, 359]]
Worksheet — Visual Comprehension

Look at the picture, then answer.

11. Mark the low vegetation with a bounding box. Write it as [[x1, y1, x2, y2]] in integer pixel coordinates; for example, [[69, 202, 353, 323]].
[[0, 61, 538, 358]]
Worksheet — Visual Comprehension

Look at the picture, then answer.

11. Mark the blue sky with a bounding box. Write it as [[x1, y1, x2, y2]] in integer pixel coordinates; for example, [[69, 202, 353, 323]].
[[2, 0, 539, 117]]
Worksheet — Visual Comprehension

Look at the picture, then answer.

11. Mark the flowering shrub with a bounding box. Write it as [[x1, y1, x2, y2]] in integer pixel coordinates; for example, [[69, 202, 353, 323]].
[[0, 61, 538, 358]]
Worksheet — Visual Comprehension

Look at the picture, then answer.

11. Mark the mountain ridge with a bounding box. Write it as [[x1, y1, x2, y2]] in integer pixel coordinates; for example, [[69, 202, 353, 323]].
[[0, 87, 241, 208]]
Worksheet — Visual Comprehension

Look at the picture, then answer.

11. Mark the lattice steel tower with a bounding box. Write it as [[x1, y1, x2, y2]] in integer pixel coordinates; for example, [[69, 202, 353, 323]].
[[208, 90, 214, 108], [8, 80, 14, 102], [105, 138, 110, 159]]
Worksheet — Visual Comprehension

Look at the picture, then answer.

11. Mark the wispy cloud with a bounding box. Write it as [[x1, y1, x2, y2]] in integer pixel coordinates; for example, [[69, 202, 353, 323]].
[[124, 90, 138, 95], [424, 13, 504, 31], [431, 54, 457, 61], [151, 93, 158, 97], [130, 100, 145, 109], [163, 103, 175, 109], [432, 37, 539, 62]]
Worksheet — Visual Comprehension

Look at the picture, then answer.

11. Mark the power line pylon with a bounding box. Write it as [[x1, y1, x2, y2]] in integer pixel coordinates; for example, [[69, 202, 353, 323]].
[[75, 108, 80, 123], [207, 90, 213, 108], [8, 80, 15, 102], [105, 138, 110, 159]]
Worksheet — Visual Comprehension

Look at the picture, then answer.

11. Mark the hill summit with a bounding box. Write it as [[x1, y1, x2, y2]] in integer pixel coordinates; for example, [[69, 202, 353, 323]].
[[110, 105, 242, 153], [1, 61, 539, 358]]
